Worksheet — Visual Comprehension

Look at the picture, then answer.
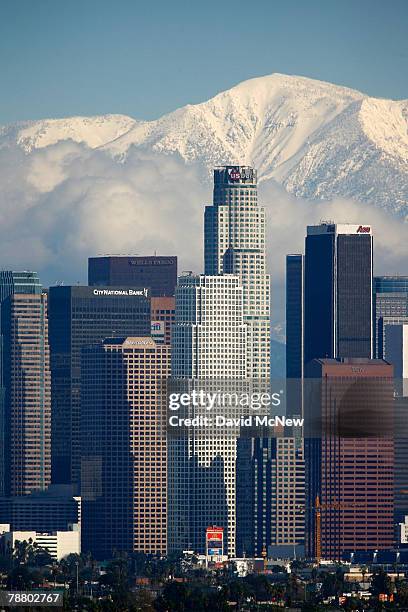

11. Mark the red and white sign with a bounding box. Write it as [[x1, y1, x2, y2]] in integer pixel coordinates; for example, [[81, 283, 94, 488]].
[[357, 225, 371, 233], [206, 526, 224, 557], [228, 169, 241, 181], [206, 529, 223, 541]]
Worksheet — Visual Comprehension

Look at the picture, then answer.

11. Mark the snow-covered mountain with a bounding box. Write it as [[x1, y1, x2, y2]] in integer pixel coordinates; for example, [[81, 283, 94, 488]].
[[1, 73, 407, 213]]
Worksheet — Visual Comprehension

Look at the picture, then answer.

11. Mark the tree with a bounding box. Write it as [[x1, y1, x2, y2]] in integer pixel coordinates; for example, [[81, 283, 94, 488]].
[[154, 581, 189, 611], [371, 568, 392, 596], [396, 579, 408, 607]]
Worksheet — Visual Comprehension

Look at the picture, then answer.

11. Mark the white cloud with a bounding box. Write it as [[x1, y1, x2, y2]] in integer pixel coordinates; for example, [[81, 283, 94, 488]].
[[0, 144, 406, 338]]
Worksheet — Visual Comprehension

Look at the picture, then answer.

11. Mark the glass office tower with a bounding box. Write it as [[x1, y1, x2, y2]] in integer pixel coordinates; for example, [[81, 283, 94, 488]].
[[304, 224, 373, 366]]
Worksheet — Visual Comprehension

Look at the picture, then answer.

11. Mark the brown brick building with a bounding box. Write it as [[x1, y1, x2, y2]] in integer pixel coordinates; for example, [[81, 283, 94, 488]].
[[305, 358, 395, 560], [81, 337, 169, 559]]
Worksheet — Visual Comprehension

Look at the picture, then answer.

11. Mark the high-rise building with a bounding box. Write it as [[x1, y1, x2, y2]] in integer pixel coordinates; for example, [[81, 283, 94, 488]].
[[48, 286, 150, 486], [236, 435, 305, 557], [394, 396, 408, 531], [373, 276, 408, 358], [204, 166, 270, 379], [81, 337, 169, 559], [151, 296, 175, 345], [305, 358, 394, 560], [169, 274, 246, 557], [286, 255, 304, 380], [88, 256, 177, 297], [304, 224, 373, 366], [373, 280, 408, 545], [384, 323, 408, 379], [0, 271, 51, 497], [0, 485, 81, 533]]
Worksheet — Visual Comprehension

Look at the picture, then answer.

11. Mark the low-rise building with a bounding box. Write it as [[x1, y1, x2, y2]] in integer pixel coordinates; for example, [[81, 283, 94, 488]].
[[0, 523, 80, 561]]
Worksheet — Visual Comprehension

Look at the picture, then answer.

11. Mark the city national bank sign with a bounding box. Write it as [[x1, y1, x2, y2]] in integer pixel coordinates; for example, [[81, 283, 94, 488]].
[[92, 288, 149, 297]]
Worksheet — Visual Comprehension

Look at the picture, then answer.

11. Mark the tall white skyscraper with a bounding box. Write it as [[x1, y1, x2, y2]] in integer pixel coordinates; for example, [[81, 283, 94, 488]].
[[204, 166, 270, 379], [169, 274, 246, 557]]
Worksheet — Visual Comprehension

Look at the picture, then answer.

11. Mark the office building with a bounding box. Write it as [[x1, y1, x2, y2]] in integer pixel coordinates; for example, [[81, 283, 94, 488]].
[[0, 485, 81, 533], [81, 337, 169, 560], [305, 358, 394, 560], [0, 272, 51, 496], [286, 254, 304, 380], [384, 323, 408, 379], [304, 224, 373, 366], [286, 253, 304, 430], [204, 166, 270, 379], [236, 436, 305, 557], [0, 524, 80, 561], [151, 296, 175, 345], [169, 274, 246, 556], [399, 516, 408, 545], [88, 256, 177, 296], [48, 285, 150, 486], [374, 276, 408, 358], [394, 397, 408, 530]]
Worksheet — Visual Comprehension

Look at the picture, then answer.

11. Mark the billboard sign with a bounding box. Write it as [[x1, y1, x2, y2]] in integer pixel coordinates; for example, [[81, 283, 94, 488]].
[[206, 526, 224, 558]]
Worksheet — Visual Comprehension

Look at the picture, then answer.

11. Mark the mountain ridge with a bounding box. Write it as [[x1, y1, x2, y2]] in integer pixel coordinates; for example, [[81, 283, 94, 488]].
[[1, 73, 407, 214]]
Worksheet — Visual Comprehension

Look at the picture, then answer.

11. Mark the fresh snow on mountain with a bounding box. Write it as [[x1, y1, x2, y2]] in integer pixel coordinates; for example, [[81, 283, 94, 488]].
[[0, 114, 139, 152], [0, 73, 407, 213]]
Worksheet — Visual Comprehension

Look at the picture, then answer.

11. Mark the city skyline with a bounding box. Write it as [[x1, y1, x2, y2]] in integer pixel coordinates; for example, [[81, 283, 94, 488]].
[[0, 164, 406, 567], [0, 2, 407, 606]]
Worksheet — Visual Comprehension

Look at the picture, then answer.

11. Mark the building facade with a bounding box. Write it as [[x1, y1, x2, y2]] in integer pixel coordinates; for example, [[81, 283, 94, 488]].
[[236, 436, 305, 557], [170, 274, 246, 557], [0, 524, 80, 561], [0, 485, 81, 533], [305, 358, 394, 560], [151, 296, 175, 345], [204, 166, 270, 379], [304, 224, 373, 366], [374, 276, 408, 358], [286, 255, 304, 381], [0, 272, 51, 497], [48, 286, 150, 486], [81, 337, 169, 559], [88, 256, 177, 297]]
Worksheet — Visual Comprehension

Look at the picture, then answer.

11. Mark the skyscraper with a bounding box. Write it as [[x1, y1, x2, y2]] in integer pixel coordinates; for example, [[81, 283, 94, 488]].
[[204, 166, 270, 379], [81, 337, 169, 559], [286, 255, 304, 380], [236, 435, 305, 557], [373, 276, 408, 358], [304, 224, 373, 366], [48, 286, 150, 486], [0, 272, 51, 496], [169, 274, 246, 557], [305, 358, 394, 560], [88, 256, 177, 297]]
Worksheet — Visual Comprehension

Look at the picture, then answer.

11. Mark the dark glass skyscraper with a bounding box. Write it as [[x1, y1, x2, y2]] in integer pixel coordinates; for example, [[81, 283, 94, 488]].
[[304, 224, 373, 366], [286, 254, 304, 379], [88, 256, 177, 297], [48, 286, 150, 486]]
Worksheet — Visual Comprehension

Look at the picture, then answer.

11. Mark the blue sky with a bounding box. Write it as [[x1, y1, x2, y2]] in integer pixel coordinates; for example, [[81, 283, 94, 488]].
[[1, 0, 407, 124]]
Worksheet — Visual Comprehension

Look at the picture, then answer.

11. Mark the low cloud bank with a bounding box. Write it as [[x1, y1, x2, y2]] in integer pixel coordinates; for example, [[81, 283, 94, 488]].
[[0, 143, 406, 337]]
